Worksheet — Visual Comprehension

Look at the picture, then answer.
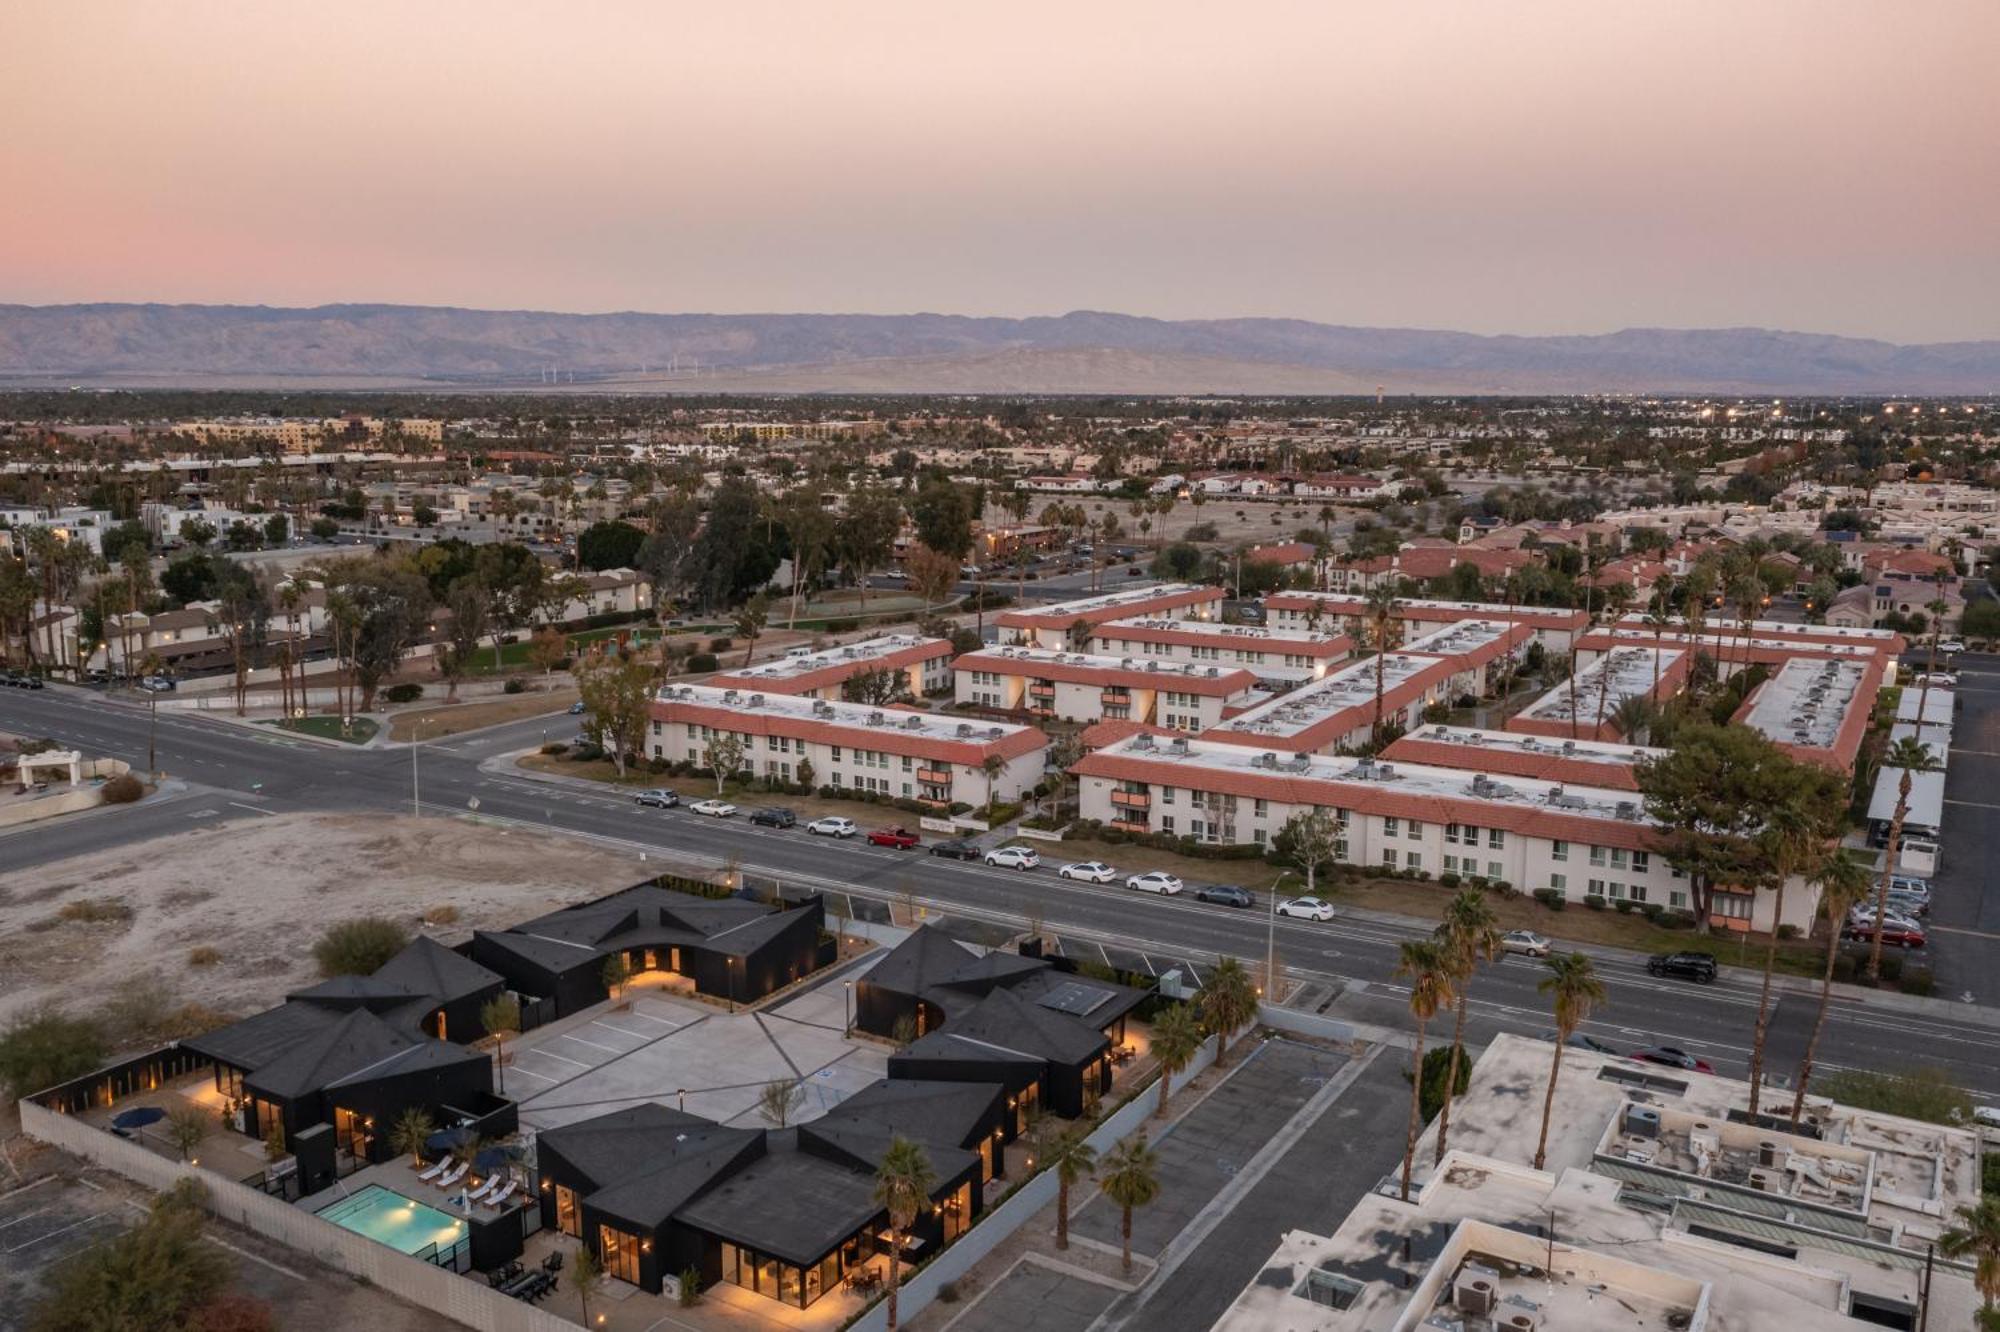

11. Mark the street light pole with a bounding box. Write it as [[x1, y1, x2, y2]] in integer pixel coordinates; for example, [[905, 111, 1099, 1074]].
[[411, 721, 422, 818], [843, 981, 853, 1038], [1265, 886, 1278, 1001]]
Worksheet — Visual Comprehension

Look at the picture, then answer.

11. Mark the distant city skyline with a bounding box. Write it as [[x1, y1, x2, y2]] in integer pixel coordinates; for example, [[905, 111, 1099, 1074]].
[[5, 1, 1997, 343]]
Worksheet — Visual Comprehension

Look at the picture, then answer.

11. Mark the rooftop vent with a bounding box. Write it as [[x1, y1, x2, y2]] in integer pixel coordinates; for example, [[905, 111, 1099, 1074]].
[[955, 723, 973, 738], [748, 693, 764, 707], [1132, 733, 1155, 750], [904, 715, 924, 730]]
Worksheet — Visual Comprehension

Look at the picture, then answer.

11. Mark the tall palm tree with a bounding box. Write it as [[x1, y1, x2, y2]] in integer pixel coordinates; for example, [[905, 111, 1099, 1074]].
[[1941, 1196, 2000, 1322], [1198, 955, 1259, 1068], [1746, 793, 1833, 1119], [1729, 572, 1763, 673], [1040, 1123, 1097, 1251], [1868, 738, 1937, 981], [1534, 953, 1607, 1171], [1363, 582, 1401, 746], [1643, 588, 1675, 701], [1789, 850, 1875, 1128], [1395, 939, 1455, 1200], [873, 1135, 936, 1332], [1097, 1134, 1161, 1275], [1431, 890, 1501, 1159], [1149, 1003, 1205, 1119]]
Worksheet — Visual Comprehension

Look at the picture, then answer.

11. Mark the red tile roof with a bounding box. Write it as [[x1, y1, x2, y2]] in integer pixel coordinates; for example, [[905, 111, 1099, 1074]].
[[955, 650, 1254, 698], [649, 700, 1047, 765]]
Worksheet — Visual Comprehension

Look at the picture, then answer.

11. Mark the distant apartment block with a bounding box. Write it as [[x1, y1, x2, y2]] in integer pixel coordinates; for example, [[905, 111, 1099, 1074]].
[[1087, 616, 1353, 684], [996, 583, 1222, 649], [954, 645, 1256, 731], [707, 634, 953, 700]]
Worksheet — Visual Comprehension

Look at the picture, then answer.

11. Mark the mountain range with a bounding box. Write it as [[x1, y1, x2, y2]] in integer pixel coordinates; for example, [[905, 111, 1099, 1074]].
[[0, 303, 1995, 395]]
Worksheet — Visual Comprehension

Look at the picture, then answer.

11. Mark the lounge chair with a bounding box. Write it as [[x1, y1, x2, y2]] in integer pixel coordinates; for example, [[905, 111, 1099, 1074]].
[[465, 1177, 501, 1205], [484, 1179, 518, 1209], [437, 1162, 468, 1189], [415, 1160, 447, 1183]]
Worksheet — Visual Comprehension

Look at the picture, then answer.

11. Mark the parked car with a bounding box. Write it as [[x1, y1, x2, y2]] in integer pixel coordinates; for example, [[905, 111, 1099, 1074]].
[[929, 838, 983, 861], [1541, 1030, 1619, 1055], [786, 646, 815, 658], [139, 675, 176, 692], [1630, 1046, 1715, 1074], [984, 846, 1041, 870], [867, 827, 920, 849], [1882, 890, 1931, 918], [633, 789, 680, 809], [807, 816, 858, 838], [1501, 930, 1552, 958], [749, 807, 796, 828], [689, 799, 738, 818], [1125, 871, 1183, 895], [10, 673, 45, 690], [1193, 884, 1254, 908], [1847, 905, 1923, 932], [1057, 861, 1117, 883], [1645, 952, 1718, 984], [568, 701, 586, 714], [1844, 919, 1927, 949], [1973, 1106, 2000, 1131], [1937, 639, 1966, 655], [1276, 895, 1336, 921]]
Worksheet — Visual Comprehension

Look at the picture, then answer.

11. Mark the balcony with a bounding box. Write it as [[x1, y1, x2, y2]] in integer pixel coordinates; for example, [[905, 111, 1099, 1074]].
[[1028, 683, 1056, 700], [1101, 688, 1132, 705], [1110, 817, 1149, 833], [916, 767, 952, 785], [1110, 789, 1150, 809]]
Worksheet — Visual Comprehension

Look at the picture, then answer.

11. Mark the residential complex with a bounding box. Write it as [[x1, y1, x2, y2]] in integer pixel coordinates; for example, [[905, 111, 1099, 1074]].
[[953, 644, 1257, 730], [1086, 616, 1354, 683], [996, 583, 1222, 648], [1265, 592, 1590, 654], [707, 633, 953, 700], [1505, 646, 1688, 743]]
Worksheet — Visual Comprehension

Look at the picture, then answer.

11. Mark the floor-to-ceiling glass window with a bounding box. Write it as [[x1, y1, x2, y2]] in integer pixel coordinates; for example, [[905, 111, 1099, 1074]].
[[941, 1182, 972, 1242], [555, 1185, 580, 1237], [599, 1224, 641, 1285]]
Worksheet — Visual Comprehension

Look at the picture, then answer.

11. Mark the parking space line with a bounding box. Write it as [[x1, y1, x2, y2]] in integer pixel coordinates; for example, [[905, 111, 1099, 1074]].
[[5, 1211, 110, 1255], [623, 1009, 682, 1027], [505, 1064, 558, 1082], [590, 1019, 657, 1040], [0, 1206, 51, 1232], [525, 1048, 592, 1069], [559, 1032, 625, 1055]]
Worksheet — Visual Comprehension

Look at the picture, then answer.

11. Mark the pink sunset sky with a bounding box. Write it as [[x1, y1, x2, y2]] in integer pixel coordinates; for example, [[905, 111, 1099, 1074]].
[[4, 0, 1996, 342]]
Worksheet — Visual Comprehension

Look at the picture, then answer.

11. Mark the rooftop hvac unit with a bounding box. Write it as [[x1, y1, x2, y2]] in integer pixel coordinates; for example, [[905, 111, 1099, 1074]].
[[1624, 1105, 1662, 1139], [748, 693, 764, 707], [1254, 752, 1278, 769], [1499, 1293, 1542, 1331], [1758, 1140, 1791, 1170], [1615, 801, 1638, 820], [904, 716, 923, 730], [956, 723, 973, 738], [1168, 737, 1190, 756], [1748, 1168, 1780, 1192], [1133, 733, 1155, 750], [722, 689, 739, 704], [1453, 1263, 1500, 1315], [1422, 1318, 1465, 1332]]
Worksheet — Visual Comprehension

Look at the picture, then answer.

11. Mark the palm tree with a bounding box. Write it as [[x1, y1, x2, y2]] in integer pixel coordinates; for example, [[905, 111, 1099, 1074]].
[[480, 994, 521, 1096], [1198, 956, 1259, 1068], [1533, 953, 1607, 1171], [1789, 850, 1875, 1128], [873, 1135, 936, 1332], [1941, 1197, 2000, 1323], [1868, 738, 1936, 981], [1149, 1003, 1205, 1119], [1642, 589, 1675, 701], [1746, 794, 1832, 1118], [1363, 582, 1400, 745], [980, 754, 1006, 818], [1431, 890, 1500, 1159], [1395, 939, 1455, 1200], [389, 1106, 436, 1167], [1096, 1134, 1161, 1275], [1040, 1124, 1097, 1251]]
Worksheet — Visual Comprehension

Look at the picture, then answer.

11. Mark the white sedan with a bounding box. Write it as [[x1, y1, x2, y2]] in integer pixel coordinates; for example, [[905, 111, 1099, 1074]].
[[1275, 896, 1335, 921], [689, 799, 738, 818], [1058, 861, 1117, 883], [807, 816, 858, 838], [1125, 871, 1184, 895], [985, 846, 1041, 870], [1501, 930, 1551, 958]]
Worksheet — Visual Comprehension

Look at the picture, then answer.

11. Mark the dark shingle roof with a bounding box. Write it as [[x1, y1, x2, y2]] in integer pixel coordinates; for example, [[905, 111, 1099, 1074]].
[[370, 937, 504, 1008], [673, 1135, 896, 1267], [901, 987, 1109, 1067], [861, 925, 984, 997], [818, 1080, 1001, 1155], [240, 1008, 421, 1100]]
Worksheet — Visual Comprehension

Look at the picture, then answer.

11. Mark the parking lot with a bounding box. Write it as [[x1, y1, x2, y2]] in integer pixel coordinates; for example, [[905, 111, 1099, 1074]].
[[0, 1174, 127, 1327], [1924, 650, 2000, 1002]]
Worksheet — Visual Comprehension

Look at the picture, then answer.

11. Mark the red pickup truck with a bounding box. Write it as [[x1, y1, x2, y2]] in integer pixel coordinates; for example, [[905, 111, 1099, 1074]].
[[867, 827, 921, 849]]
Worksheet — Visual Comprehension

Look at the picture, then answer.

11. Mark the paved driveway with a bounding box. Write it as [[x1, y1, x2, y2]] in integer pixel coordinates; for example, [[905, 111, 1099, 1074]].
[[944, 1260, 1121, 1332], [1924, 651, 2000, 1001]]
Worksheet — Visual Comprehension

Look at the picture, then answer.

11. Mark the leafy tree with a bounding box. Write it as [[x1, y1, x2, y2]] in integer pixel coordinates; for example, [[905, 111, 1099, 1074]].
[[574, 647, 655, 777], [1395, 940, 1454, 1200], [262, 513, 289, 546], [577, 520, 645, 571], [904, 542, 960, 611], [873, 1136, 937, 1331], [166, 1104, 211, 1161], [472, 543, 547, 666], [1096, 1134, 1160, 1275], [0, 1006, 107, 1097], [1534, 953, 1607, 1170], [839, 490, 905, 609], [389, 1106, 436, 1165], [1149, 1002, 1204, 1119], [177, 516, 216, 548], [757, 1078, 805, 1128], [1150, 542, 1204, 581], [319, 556, 432, 711], [311, 917, 410, 978], [601, 953, 633, 1001], [525, 625, 568, 677], [309, 517, 340, 541], [635, 493, 702, 608], [689, 478, 777, 608], [572, 1240, 605, 1329], [1198, 956, 1259, 1068], [732, 593, 769, 667], [29, 1179, 227, 1332], [439, 578, 489, 701], [159, 551, 217, 605], [1430, 889, 1501, 1158], [1418, 1045, 1473, 1122], [704, 732, 747, 794], [840, 666, 906, 706], [1274, 810, 1341, 895], [908, 480, 973, 558], [99, 520, 150, 564], [1635, 723, 1801, 933]]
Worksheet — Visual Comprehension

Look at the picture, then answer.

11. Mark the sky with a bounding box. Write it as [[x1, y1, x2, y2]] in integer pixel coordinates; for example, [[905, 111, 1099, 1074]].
[[4, 0, 1997, 343]]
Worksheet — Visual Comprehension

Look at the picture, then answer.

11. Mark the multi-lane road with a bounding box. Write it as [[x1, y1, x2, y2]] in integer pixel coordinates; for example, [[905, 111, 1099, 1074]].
[[4, 683, 1998, 1104]]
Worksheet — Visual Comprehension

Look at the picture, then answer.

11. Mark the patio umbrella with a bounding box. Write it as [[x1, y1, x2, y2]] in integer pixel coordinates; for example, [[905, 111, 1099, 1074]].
[[425, 1125, 474, 1155], [111, 1106, 166, 1130], [473, 1146, 509, 1172]]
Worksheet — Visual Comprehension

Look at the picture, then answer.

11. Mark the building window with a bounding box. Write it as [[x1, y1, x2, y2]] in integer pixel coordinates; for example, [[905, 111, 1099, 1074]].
[[1384, 817, 1400, 837], [1407, 820, 1424, 836], [1382, 848, 1397, 868], [1488, 860, 1503, 880], [1442, 854, 1459, 874], [1609, 848, 1629, 871], [1589, 845, 1607, 867], [1550, 873, 1567, 895], [1552, 840, 1569, 862], [1714, 892, 1753, 920], [555, 1184, 580, 1237], [600, 1224, 641, 1285], [1631, 851, 1650, 874], [1405, 851, 1422, 871], [1487, 829, 1504, 849]]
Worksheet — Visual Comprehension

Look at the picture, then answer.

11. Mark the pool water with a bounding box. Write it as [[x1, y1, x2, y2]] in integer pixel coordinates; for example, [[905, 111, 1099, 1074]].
[[317, 1184, 468, 1257]]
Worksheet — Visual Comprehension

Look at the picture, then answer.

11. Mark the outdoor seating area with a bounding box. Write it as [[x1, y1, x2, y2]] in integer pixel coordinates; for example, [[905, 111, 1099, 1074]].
[[488, 1252, 564, 1303]]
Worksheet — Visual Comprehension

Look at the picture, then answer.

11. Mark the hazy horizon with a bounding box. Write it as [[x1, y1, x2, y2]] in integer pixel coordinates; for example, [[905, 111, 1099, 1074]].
[[6, 1, 1997, 343]]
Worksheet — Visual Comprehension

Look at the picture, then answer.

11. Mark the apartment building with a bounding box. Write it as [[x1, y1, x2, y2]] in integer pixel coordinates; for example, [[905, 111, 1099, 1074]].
[[0, 506, 113, 556], [1086, 617, 1353, 684], [953, 645, 1256, 731], [553, 568, 653, 621], [1380, 723, 1655, 792], [1395, 619, 1534, 700], [1610, 613, 1905, 657], [647, 685, 1047, 808], [1215, 1033, 1983, 1332], [1732, 656, 1885, 773], [1582, 625, 1900, 678], [996, 583, 1223, 649], [708, 634, 954, 701], [1264, 592, 1589, 654], [1072, 733, 1812, 929], [1201, 651, 1460, 756], [1505, 646, 1689, 743]]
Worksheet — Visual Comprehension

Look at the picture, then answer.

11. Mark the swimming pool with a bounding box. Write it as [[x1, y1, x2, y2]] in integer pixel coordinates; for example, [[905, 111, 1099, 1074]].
[[316, 1184, 468, 1261]]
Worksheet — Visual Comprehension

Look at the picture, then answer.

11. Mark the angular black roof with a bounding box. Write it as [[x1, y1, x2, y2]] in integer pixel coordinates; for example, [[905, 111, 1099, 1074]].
[[539, 1104, 763, 1232], [239, 1008, 422, 1101], [370, 936, 504, 1008], [818, 1079, 1003, 1156], [900, 987, 1110, 1068], [675, 1132, 918, 1268], [860, 925, 985, 997]]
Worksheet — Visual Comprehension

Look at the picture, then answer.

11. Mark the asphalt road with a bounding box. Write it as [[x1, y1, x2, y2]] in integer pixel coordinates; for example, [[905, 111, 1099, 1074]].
[[1917, 649, 2000, 1000], [5, 685, 2000, 1105]]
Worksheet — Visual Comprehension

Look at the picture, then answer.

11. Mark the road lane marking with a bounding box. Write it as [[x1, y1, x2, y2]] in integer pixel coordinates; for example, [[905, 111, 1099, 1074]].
[[226, 801, 274, 817]]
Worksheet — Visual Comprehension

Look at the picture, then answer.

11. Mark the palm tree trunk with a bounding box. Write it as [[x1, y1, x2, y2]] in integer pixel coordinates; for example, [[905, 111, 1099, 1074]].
[[1433, 996, 1468, 1158], [1534, 1041, 1563, 1170], [1120, 1205, 1132, 1273], [886, 1234, 902, 1331], [1399, 1017, 1428, 1200], [1156, 1063, 1172, 1118], [1746, 877, 1785, 1118], [1789, 920, 1843, 1129], [1057, 1176, 1069, 1249], [1870, 795, 1907, 981]]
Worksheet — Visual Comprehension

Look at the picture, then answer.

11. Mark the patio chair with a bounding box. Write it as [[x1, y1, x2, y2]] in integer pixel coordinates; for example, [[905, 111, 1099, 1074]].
[[543, 1251, 564, 1273], [465, 1177, 501, 1205], [416, 1160, 447, 1183], [484, 1179, 518, 1209], [437, 1162, 469, 1189]]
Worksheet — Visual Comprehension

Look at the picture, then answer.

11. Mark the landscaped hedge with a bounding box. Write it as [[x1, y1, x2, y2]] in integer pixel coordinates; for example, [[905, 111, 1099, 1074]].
[[1067, 819, 1266, 861]]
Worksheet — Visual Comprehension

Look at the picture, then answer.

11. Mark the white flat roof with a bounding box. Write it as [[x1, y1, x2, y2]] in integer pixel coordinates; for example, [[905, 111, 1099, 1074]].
[[1616, 612, 1901, 643], [1095, 615, 1344, 646], [1398, 618, 1517, 657], [961, 644, 1247, 683], [1584, 626, 1887, 661], [1896, 687, 1954, 725], [1517, 647, 1681, 725], [1867, 766, 1945, 829], [1397, 723, 1661, 764], [1740, 658, 1871, 750], [1007, 582, 1217, 619], [655, 684, 1042, 744], [711, 634, 944, 682], [1207, 652, 1448, 741]]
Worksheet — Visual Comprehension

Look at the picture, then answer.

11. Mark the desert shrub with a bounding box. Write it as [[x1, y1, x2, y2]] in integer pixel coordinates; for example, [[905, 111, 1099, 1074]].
[[185, 1293, 277, 1332], [1660, 910, 1697, 930], [709, 636, 733, 652], [687, 652, 719, 673], [503, 677, 526, 694], [938, 1280, 962, 1304], [58, 898, 133, 925], [1776, 923, 1800, 940], [1438, 871, 1461, 889], [99, 773, 145, 804], [423, 904, 460, 926], [383, 683, 424, 704], [30, 1179, 228, 1332], [1532, 888, 1566, 911], [1639, 902, 1665, 923], [823, 617, 860, 632], [312, 917, 411, 978], [0, 1006, 107, 1097], [1613, 899, 1634, 914], [540, 742, 566, 755], [1417, 1044, 1473, 1121], [186, 946, 221, 968], [678, 1265, 703, 1307]]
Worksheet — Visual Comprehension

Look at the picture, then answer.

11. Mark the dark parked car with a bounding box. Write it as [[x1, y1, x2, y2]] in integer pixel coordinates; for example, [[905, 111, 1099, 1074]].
[[1630, 1046, 1715, 1074], [1543, 1031, 1620, 1055], [1193, 884, 1255, 908], [749, 807, 796, 828], [633, 789, 680, 809], [1646, 952, 1718, 984], [928, 838, 983, 861]]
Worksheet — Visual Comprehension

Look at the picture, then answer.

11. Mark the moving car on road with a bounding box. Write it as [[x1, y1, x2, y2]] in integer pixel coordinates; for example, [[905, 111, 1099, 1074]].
[[1275, 896, 1335, 921], [867, 827, 921, 849], [984, 845, 1040, 870], [633, 789, 680, 809], [1124, 871, 1183, 895], [1646, 952, 1717, 984], [749, 807, 796, 828], [689, 798, 738, 818], [1501, 930, 1551, 958], [1193, 884, 1255, 908], [1057, 861, 1117, 883], [807, 816, 858, 838], [928, 839, 983, 861], [1630, 1046, 1715, 1074], [568, 701, 586, 714]]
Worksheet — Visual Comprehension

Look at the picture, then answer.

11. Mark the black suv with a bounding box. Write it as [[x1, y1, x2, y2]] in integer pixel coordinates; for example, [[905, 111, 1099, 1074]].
[[749, 807, 796, 828], [1646, 951, 1718, 984], [1194, 884, 1255, 908], [928, 838, 983, 861]]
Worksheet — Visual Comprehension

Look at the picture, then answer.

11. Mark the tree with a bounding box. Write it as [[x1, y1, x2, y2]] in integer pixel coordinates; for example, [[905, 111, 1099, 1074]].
[[1096, 1134, 1161, 1275], [1431, 889, 1500, 1160], [525, 626, 568, 678], [1941, 1198, 2000, 1322], [904, 542, 960, 611], [779, 492, 838, 626], [636, 493, 702, 609], [873, 1136, 937, 1332], [262, 513, 289, 546], [160, 550, 217, 605], [1363, 582, 1401, 744], [1868, 738, 1937, 981], [601, 952, 633, 1001], [980, 753, 1006, 817], [29, 1180, 228, 1332], [440, 578, 489, 702], [166, 1104, 211, 1161], [1635, 723, 1800, 933], [732, 593, 769, 667], [576, 520, 645, 571], [1789, 850, 1875, 1128], [474, 542, 547, 667], [705, 732, 746, 794], [1534, 953, 1607, 1170], [1149, 1002, 1204, 1120], [1275, 809, 1341, 895], [480, 994, 521, 1096], [572, 1240, 605, 1330], [757, 1078, 805, 1128], [839, 491, 905, 610], [311, 917, 409, 977], [840, 666, 906, 706], [1395, 940, 1454, 1200], [1040, 1122, 1098, 1251], [1150, 542, 1204, 581], [177, 516, 216, 548], [319, 556, 431, 711], [390, 1106, 437, 1166], [573, 648, 656, 778], [1743, 769, 1844, 1118], [1198, 956, 1259, 1068], [909, 481, 973, 558]]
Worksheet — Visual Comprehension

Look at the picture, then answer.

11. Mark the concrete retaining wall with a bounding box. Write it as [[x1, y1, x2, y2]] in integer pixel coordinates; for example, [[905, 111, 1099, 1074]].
[[20, 1100, 575, 1332]]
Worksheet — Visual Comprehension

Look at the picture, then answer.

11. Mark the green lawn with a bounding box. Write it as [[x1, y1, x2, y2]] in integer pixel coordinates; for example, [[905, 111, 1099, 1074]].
[[465, 625, 649, 675], [266, 716, 378, 744]]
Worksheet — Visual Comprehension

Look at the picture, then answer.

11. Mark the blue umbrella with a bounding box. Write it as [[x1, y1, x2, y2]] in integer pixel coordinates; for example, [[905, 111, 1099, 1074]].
[[474, 1146, 509, 1171], [112, 1106, 166, 1130], [425, 1125, 474, 1154]]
